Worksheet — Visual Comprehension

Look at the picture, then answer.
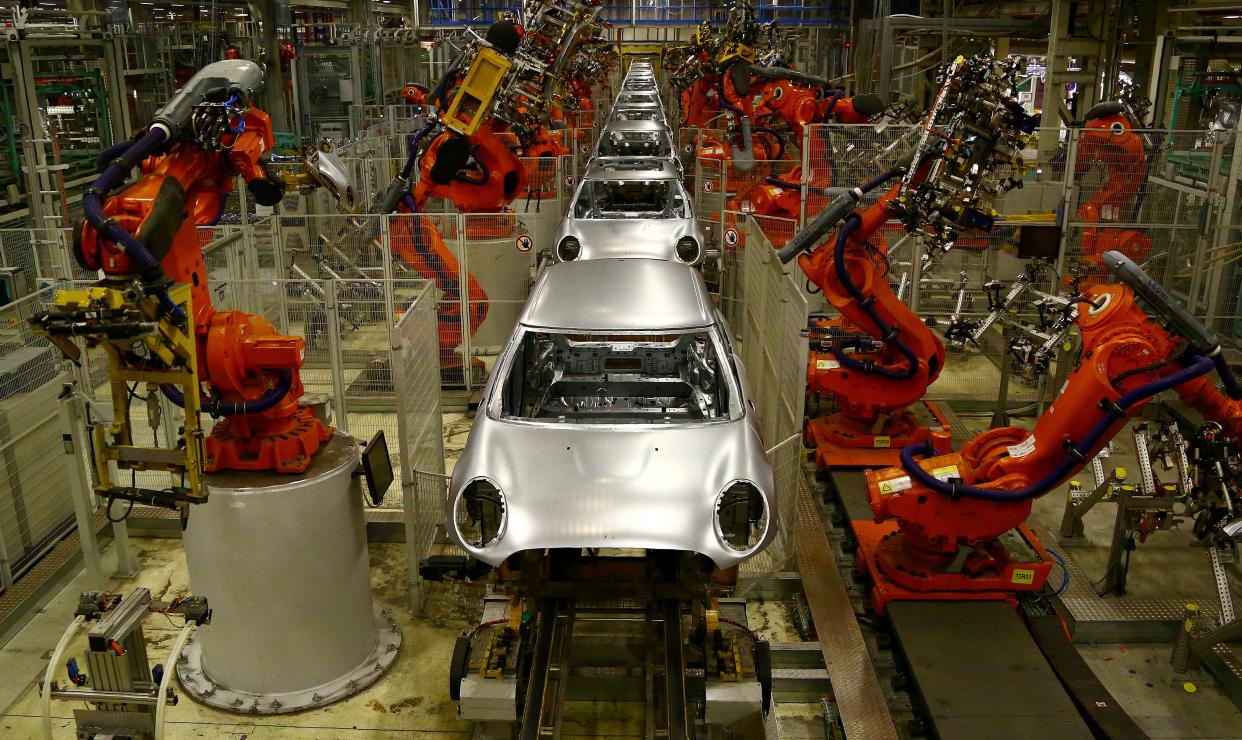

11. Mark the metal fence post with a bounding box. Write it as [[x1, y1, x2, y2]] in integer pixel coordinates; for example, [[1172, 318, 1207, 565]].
[[1056, 127, 1081, 277], [58, 387, 105, 590], [273, 217, 291, 334], [1199, 132, 1240, 326], [799, 124, 813, 228], [457, 214, 473, 393], [241, 219, 262, 315], [1191, 135, 1226, 318], [380, 214, 396, 322], [325, 279, 351, 434]]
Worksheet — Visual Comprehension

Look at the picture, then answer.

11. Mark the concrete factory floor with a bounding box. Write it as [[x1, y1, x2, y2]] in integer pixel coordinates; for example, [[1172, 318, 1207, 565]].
[[2, 410, 1242, 737]]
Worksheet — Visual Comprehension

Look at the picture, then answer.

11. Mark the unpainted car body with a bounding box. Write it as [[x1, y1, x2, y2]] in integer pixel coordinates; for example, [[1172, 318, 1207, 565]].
[[595, 119, 677, 162], [556, 158, 704, 264], [447, 258, 775, 570], [609, 107, 666, 124], [613, 91, 664, 115]]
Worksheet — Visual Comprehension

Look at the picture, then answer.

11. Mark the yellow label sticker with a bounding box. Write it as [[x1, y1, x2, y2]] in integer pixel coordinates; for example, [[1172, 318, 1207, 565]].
[[1011, 569, 1035, 585], [873, 436, 891, 448], [878, 476, 912, 495], [815, 359, 831, 370], [931, 465, 960, 481]]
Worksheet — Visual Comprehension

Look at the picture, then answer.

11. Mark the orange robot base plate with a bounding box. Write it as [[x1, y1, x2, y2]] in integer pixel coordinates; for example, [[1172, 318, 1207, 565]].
[[807, 400, 953, 469], [854, 519, 1056, 615]]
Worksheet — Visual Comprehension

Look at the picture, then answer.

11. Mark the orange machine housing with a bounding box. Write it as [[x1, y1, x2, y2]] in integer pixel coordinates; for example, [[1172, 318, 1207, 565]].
[[76, 108, 331, 474], [1076, 108, 1151, 267], [795, 179, 952, 469], [858, 283, 1242, 613], [739, 84, 879, 236]]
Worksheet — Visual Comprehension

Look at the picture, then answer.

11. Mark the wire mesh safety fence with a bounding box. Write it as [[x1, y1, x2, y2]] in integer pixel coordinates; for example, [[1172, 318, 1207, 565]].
[[731, 217, 808, 590], [391, 283, 446, 611], [0, 286, 77, 594], [696, 124, 1242, 410]]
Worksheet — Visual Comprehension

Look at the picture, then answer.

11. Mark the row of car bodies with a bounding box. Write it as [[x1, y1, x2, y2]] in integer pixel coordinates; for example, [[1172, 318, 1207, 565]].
[[447, 58, 776, 574], [555, 61, 706, 266]]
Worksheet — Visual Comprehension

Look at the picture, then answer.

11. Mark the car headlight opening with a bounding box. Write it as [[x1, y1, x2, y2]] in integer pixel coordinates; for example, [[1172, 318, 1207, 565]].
[[454, 478, 507, 549], [715, 481, 768, 553], [558, 236, 581, 262]]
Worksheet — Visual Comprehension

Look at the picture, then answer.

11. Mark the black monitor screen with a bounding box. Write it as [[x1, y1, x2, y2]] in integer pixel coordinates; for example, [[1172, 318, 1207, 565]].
[[1017, 225, 1061, 260], [361, 430, 394, 506]]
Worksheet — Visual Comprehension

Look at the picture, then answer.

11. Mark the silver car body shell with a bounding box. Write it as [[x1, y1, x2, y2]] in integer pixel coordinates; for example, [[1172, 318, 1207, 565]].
[[557, 160, 703, 264], [595, 119, 677, 163], [447, 259, 775, 570], [613, 91, 663, 113]]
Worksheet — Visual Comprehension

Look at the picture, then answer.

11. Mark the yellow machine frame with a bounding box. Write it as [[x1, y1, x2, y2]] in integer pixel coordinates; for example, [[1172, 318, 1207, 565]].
[[40, 282, 206, 507], [444, 47, 514, 137]]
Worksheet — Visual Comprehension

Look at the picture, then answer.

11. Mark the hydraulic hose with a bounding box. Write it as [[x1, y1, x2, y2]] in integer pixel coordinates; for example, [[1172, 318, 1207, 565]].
[[1212, 350, 1242, 400], [764, 176, 824, 193], [822, 89, 843, 122], [399, 120, 436, 180], [95, 138, 135, 171], [777, 164, 904, 263], [752, 126, 785, 159], [160, 369, 293, 416], [830, 215, 920, 381], [899, 354, 1216, 502]]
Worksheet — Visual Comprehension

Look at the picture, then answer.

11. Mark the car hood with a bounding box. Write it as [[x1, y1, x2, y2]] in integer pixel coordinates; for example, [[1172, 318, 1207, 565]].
[[447, 417, 775, 569], [560, 218, 703, 264]]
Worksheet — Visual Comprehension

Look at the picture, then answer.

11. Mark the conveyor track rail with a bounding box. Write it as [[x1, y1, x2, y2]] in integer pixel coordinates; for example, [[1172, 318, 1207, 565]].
[[519, 597, 694, 739]]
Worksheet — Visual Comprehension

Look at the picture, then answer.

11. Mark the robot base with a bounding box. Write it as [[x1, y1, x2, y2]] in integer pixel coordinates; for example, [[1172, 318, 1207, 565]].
[[807, 401, 952, 469], [854, 519, 1055, 615], [177, 605, 401, 714]]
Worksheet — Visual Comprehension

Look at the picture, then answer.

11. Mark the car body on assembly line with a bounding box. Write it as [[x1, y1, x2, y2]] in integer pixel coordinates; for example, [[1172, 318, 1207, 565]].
[[613, 90, 664, 115], [595, 119, 677, 162], [446, 258, 775, 571], [556, 158, 703, 264]]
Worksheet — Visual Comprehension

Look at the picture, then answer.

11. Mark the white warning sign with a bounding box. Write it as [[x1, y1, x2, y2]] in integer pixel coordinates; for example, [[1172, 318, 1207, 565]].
[[1007, 435, 1037, 459]]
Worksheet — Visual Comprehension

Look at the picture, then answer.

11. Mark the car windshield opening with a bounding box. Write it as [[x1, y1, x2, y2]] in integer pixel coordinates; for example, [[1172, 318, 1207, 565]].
[[573, 179, 685, 218], [612, 109, 661, 122], [598, 131, 673, 158], [501, 330, 734, 424]]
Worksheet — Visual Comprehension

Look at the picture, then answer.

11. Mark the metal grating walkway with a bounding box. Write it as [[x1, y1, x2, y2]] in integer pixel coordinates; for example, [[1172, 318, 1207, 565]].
[[792, 476, 898, 739], [1058, 543, 1221, 642]]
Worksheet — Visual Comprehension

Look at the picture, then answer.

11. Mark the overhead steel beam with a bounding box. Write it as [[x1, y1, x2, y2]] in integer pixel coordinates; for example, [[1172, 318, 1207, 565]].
[[875, 16, 1048, 102]]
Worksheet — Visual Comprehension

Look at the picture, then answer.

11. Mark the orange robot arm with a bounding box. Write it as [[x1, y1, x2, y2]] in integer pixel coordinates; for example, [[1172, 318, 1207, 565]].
[[1076, 101, 1152, 265], [793, 168, 947, 420], [860, 251, 1242, 608], [75, 60, 332, 474]]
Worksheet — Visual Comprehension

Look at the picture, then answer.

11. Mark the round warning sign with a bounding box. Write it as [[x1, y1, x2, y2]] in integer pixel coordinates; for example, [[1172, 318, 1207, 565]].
[[684, 143, 694, 154], [724, 228, 739, 246], [564, 175, 576, 188], [703, 180, 714, 193], [580, 144, 589, 154], [515, 234, 533, 253]]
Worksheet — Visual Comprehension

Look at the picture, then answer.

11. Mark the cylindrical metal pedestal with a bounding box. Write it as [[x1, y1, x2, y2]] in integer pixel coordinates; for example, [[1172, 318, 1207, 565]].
[[177, 433, 400, 713]]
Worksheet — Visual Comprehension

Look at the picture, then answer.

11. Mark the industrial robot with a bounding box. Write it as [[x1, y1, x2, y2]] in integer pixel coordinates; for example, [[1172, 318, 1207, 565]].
[[666, 2, 793, 165], [1075, 81, 1153, 269], [859, 250, 1242, 613], [665, 21, 721, 128], [727, 68, 890, 243], [31, 60, 355, 510], [377, 2, 611, 380], [778, 55, 1036, 469]]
